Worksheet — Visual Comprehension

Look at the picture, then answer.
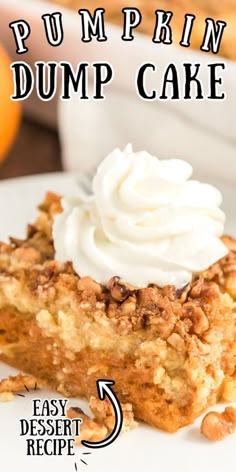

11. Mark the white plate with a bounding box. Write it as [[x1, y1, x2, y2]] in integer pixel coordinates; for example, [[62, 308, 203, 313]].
[[0, 172, 235, 472]]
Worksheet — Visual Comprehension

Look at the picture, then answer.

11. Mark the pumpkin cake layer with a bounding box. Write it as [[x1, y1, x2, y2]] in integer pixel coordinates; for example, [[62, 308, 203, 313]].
[[0, 193, 235, 432]]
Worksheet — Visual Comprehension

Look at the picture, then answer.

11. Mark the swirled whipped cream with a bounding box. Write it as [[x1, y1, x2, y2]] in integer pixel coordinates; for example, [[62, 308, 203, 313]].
[[53, 145, 228, 289]]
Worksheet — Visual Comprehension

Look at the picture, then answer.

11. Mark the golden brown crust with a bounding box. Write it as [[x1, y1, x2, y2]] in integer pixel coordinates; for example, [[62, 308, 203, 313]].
[[47, 0, 236, 60], [0, 192, 235, 432]]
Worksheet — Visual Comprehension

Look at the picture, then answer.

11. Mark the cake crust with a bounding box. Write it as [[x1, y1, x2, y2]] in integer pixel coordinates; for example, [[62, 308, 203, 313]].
[[0, 192, 235, 432]]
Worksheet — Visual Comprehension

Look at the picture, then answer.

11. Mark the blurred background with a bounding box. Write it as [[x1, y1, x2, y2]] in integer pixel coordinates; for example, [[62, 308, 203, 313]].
[[0, 0, 235, 181], [0, 121, 61, 180]]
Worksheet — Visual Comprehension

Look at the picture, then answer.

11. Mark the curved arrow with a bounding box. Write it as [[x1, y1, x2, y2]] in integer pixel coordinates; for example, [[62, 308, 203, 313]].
[[81, 379, 123, 449]]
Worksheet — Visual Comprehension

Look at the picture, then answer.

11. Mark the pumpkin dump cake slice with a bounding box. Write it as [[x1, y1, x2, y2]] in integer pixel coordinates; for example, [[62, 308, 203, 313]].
[[0, 148, 236, 433]]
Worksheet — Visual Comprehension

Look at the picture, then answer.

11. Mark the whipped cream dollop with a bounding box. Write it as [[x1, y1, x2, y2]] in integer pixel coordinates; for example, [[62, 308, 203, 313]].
[[53, 145, 228, 289]]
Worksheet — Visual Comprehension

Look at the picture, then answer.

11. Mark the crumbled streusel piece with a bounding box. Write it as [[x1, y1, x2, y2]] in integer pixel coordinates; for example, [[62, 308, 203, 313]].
[[201, 406, 236, 441], [67, 397, 138, 445], [0, 392, 14, 402], [67, 406, 108, 444], [89, 396, 138, 433], [0, 373, 39, 394]]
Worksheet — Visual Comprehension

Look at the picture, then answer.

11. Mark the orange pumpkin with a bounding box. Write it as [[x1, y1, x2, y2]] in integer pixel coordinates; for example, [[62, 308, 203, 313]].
[[0, 44, 21, 162]]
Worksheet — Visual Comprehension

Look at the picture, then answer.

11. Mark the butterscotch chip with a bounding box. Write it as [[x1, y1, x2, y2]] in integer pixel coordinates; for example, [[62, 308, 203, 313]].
[[107, 276, 132, 302]]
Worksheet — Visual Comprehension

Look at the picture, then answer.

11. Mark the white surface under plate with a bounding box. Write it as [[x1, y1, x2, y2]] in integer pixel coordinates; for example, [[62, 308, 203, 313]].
[[0, 172, 235, 472]]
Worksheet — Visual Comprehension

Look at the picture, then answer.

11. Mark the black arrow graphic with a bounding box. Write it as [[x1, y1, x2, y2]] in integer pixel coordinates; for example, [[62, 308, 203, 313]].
[[81, 379, 123, 449]]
